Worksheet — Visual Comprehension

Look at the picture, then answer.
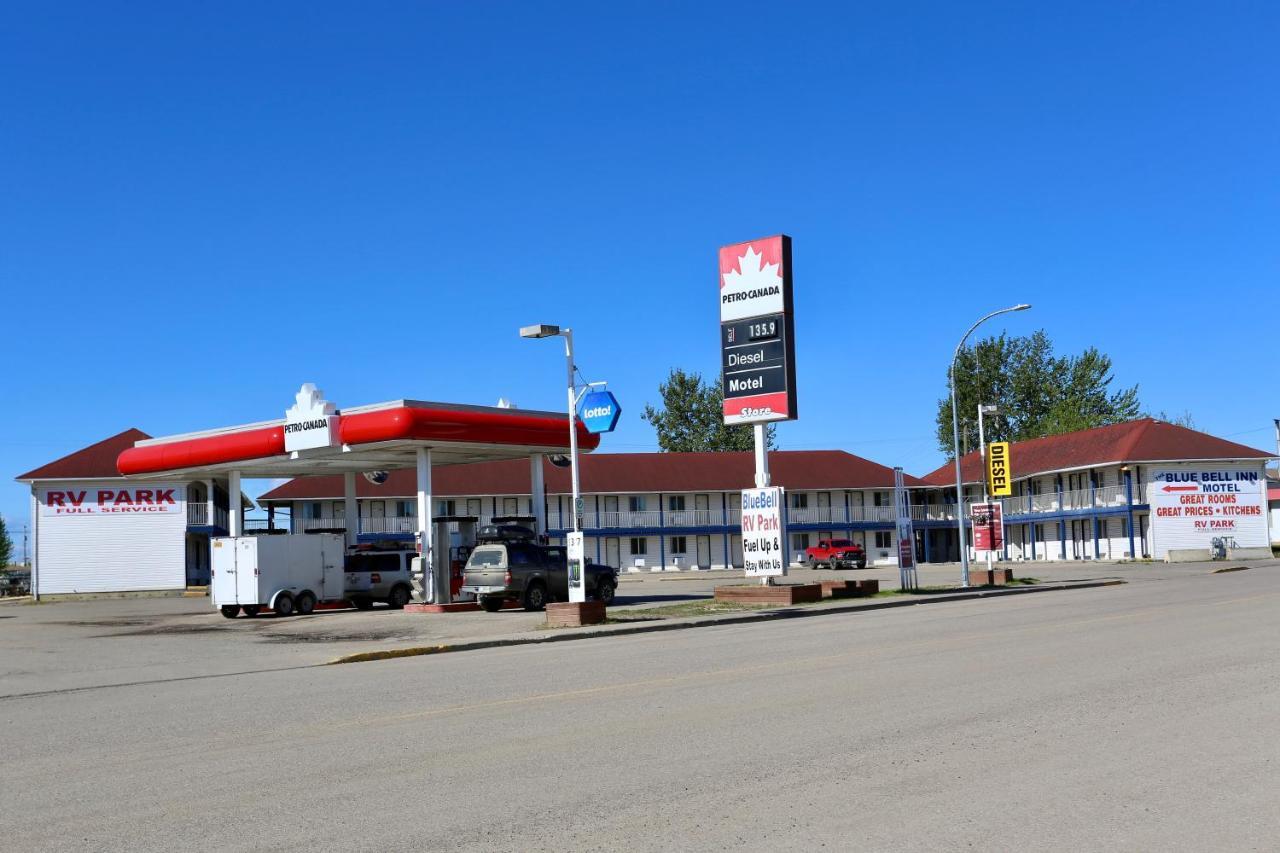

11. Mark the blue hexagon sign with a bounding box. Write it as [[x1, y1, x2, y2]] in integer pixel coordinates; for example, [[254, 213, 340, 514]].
[[579, 390, 622, 434]]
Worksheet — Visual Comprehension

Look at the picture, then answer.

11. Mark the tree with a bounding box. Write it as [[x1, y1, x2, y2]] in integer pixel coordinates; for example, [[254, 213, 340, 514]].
[[642, 368, 776, 452], [936, 330, 1141, 458], [1151, 409, 1196, 430], [0, 517, 12, 569]]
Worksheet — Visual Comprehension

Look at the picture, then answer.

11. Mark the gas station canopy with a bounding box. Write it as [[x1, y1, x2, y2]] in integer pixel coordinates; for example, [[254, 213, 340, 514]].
[[117, 396, 600, 479]]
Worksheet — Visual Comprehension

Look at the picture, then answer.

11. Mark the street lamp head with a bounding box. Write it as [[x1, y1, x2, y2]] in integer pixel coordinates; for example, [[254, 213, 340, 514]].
[[1012, 303, 1031, 311], [980, 404, 999, 415], [520, 324, 561, 339]]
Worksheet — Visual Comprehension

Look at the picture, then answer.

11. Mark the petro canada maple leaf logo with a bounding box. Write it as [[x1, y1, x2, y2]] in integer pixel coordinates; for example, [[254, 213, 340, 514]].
[[719, 239, 785, 322]]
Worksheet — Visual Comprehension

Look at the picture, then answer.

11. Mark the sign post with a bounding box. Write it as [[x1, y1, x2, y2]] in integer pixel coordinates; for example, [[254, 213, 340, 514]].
[[894, 467, 917, 590], [721, 235, 796, 585]]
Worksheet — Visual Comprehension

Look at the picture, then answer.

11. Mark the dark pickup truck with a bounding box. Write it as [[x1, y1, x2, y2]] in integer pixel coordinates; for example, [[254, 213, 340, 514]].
[[460, 527, 618, 612]]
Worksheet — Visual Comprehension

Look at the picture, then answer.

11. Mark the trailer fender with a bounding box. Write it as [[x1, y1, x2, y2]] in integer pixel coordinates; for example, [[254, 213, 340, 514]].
[[267, 589, 294, 611]]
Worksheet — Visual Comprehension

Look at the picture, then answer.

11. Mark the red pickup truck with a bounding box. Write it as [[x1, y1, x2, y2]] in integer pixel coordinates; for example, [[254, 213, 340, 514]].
[[804, 538, 867, 569]]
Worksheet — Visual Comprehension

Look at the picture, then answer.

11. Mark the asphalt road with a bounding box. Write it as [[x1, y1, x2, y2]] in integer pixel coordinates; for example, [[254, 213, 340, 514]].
[[3, 565, 1278, 851]]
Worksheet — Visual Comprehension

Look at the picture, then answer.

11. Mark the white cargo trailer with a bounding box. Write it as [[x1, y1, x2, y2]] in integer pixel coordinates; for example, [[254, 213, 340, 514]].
[[211, 534, 345, 618]]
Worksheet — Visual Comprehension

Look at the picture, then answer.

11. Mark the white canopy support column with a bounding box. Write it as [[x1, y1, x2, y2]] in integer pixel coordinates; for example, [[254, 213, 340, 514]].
[[412, 447, 433, 603], [228, 470, 242, 536], [205, 479, 215, 532], [343, 472, 359, 549], [530, 453, 546, 536]]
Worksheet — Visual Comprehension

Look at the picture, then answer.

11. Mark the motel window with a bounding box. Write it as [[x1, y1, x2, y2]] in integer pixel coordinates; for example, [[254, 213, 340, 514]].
[[307, 502, 324, 520], [790, 493, 808, 509], [628, 496, 647, 512], [396, 500, 416, 518], [630, 538, 647, 555], [668, 495, 685, 512], [874, 531, 892, 549], [670, 536, 687, 554], [436, 500, 456, 517], [792, 533, 810, 551]]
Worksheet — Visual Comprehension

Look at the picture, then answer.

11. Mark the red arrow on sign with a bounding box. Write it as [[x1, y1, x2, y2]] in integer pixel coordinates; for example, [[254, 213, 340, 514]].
[[1161, 485, 1199, 493]]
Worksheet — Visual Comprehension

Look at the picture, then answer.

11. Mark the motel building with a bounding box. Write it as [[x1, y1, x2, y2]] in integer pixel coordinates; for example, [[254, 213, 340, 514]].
[[15, 400, 1276, 598], [920, 418, 1275, 563]]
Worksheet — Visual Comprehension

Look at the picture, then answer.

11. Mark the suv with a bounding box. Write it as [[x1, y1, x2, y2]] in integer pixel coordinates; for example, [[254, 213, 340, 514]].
[[804, 538, 867, 570], [344, 547, 415, 610], [460, 528, 618, 612]]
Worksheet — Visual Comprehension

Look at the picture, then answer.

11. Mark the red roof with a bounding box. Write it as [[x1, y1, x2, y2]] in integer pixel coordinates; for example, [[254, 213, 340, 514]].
[[257, 450, 927, 502], [921, 419, 1275, 486], [16, 429, 152, 481]]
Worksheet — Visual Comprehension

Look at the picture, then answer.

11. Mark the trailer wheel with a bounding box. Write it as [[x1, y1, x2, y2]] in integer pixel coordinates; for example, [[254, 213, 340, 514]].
[[480, 597, 503, 613], [219, 605, 240, 619], [296, 591, 316, 615], [351, 597, 374, 610], [242, 605, 261, 618], [274, 593, 295, 617]]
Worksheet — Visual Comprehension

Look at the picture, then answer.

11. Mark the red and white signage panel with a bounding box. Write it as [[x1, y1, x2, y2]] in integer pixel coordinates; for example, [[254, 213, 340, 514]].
[[971, 502, 1003, 552], [40, 486, 185, 517], [719, 235, 797, 425]]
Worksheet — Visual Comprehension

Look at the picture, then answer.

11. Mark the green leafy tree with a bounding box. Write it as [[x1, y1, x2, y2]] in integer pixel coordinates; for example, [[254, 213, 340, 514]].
[[0, 517, 12, 569], [936, 330, 1141, 458], [642, 368, 776, 452]]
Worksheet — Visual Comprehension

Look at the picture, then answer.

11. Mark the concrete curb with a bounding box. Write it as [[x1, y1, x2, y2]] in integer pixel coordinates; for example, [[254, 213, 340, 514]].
[[327, 579, 1126, 665]]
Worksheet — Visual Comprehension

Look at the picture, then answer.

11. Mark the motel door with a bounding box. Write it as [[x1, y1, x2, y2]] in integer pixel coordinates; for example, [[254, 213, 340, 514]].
[[730, 534, 743, 568], [695, 493, 709, 523], [605, 537, 620, 568], [696, 535, 711, 569], [466, 498, 481, 518], [603, 496, 619, 525]]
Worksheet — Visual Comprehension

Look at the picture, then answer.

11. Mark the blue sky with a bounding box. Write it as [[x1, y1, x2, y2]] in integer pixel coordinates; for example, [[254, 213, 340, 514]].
[[3, 1, 1278, 536]]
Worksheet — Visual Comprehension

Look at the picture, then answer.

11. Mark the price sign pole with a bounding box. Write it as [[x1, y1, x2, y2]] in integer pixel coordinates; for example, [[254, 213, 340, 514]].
[[719, 235, 797, 586]]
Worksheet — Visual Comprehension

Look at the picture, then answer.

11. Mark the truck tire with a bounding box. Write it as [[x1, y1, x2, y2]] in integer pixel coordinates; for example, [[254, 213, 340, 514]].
[[480, 597, 503, 613], [856, 560, 866, 570], [274, 593, 295, 617], [594, 578, 616, 605], [522, 581, 547, 612], [806, 555, 817, 569], [351, 597, 374, 611], [386, 585, 410, 609], [296, 591, 317, 615], [220, 605, 240, 619], [242, 605, 261, 617]]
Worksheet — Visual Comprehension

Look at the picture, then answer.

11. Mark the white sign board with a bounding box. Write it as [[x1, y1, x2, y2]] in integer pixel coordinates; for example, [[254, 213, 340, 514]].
[[893, 467, 916, 590], [40, 485, 185, 517], [740, 487, 786, 577], [567, 530, 587, 603], [1150, 466, 1268, 558], [284, 383, 339, 453]]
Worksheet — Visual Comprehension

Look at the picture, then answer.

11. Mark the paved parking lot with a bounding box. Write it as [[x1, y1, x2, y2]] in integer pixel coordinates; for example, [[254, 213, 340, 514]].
[[1, 559, 1253, 698]]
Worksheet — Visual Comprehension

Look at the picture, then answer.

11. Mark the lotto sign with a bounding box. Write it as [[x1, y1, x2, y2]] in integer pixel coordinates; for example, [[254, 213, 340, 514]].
[[41, 486, 184, 517], [987, 442, 1012, 497], [719, 235, 797, 425], [579, 390, 622, 434], [971, 502, 1004, 552], [1150, 467, 1268, 558], [740, 487, 787, 577]]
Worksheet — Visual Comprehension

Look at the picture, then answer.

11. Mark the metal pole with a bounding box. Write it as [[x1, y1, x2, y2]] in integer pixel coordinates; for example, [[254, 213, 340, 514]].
[[950, 363, 969, 587], [564, 329, 586, 603], [979, 405, 993, 575]]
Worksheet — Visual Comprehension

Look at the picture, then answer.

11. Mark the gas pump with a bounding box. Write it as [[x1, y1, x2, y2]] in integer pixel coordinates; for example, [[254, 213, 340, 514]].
[[451, 517, 478, 600]]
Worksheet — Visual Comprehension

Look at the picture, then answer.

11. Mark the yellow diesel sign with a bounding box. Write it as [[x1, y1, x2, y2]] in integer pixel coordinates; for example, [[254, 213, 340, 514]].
[[987, 442, 1012, 496]]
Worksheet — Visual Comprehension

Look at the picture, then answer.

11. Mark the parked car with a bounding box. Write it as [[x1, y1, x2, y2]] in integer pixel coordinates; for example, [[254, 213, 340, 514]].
[[804, 538, 867, 569], [344, 545, 415, 610], [460, 526, 618, 612]]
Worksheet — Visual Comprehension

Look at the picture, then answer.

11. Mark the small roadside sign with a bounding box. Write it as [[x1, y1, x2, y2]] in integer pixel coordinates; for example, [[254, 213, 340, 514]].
[[740, 486, 786, 577], [971, 502, 1004, 552], [567, 531, 586, 602], [987, 442, 1012, 497]]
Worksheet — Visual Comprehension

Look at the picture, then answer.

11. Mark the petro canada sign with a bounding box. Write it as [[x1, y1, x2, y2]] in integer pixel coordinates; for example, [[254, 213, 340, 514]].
[[719, 235, 797, 426], [284, 383, 340, 453]]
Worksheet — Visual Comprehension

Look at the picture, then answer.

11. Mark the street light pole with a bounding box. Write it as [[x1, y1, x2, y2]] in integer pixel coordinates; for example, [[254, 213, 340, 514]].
[[978, 403, 998, 575], [949, 304, 1031, 588], [521, 323, 587, 603]]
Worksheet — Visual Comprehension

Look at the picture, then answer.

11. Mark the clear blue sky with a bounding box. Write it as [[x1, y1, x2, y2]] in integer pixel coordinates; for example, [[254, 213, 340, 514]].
[[3, 1, 1278, 538]]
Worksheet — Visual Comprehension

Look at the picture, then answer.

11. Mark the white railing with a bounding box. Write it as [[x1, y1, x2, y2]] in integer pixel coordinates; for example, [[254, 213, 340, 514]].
[[359, 516, 420, 535], [998, 482, 1146, 518], [188, 504, 207, 525]]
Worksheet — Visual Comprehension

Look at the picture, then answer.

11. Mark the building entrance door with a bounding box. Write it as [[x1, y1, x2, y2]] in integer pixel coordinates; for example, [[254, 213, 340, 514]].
[[696, 535, 711, 569], [605, 537, 620, 568]]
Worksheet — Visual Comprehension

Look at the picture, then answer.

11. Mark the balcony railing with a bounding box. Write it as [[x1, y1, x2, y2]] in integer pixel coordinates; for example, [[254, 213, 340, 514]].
[[999, 482, 1146, 518], [187, 504, 230, 529]]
